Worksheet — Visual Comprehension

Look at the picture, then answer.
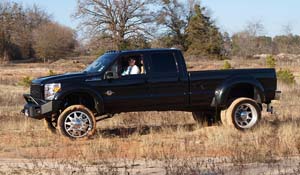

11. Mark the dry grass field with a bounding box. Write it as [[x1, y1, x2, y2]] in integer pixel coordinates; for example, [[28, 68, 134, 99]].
[[0, 56, 300, 174]]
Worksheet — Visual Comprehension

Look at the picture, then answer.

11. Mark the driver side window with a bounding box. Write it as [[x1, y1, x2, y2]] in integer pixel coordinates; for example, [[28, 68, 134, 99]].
[[105, 54, 145, 79]]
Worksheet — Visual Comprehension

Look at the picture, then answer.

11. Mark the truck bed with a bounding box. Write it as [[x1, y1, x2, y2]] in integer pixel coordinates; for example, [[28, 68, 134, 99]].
[[188, 68, 277, 107]]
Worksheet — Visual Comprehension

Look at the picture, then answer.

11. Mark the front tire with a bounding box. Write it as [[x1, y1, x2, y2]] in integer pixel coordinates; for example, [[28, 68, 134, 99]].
[[57, 105, 96, 139], [221, 98, 261, 130]]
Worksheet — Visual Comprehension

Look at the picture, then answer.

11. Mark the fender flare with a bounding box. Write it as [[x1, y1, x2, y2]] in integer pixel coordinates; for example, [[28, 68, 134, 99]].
[[54, 86, 104, 114], [214, 76, 265, 107]]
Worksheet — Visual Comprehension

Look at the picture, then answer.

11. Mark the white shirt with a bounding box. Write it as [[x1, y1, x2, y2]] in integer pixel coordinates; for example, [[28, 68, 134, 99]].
[[122, 65, 140, 76]]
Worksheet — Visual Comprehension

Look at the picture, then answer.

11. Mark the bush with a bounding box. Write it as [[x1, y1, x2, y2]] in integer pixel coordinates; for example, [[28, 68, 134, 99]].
[[266, 55, 276, 68], [48, 70, 57, 76], [277, 69, 296, 84], [222, 60, 232, 69], [18, 76, 32, 87]]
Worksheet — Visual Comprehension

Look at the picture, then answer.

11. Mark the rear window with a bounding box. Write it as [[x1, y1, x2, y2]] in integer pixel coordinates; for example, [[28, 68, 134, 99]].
[[150, 52, 177, 73]]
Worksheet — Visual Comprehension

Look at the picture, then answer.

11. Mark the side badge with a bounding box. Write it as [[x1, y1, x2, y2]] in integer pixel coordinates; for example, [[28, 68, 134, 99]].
[[105, 90, 115, 96]]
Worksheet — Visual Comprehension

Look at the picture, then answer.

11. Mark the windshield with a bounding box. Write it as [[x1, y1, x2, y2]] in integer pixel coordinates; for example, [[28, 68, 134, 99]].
[[84, 54, 117, 73]]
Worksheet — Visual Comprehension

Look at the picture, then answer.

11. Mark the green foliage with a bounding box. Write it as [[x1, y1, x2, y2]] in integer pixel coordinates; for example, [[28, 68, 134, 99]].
[[277, 69, 296, 84], [222, 60, 232, 69], [266, 55, 276, 68], [157, 0, 188, 50], [18, 76, 32, 87], [48, 70, 57, 76], [186, 5, 223, 59]]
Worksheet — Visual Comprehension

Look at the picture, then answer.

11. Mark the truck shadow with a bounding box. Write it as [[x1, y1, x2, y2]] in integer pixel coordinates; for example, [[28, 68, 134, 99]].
[[96, 123, 199, 138], [94, 118, 300, 139], [261, 117, 300, 127]]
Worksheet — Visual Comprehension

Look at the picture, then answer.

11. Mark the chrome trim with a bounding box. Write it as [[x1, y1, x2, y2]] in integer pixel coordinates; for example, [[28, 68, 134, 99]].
[[234, 103, 258, 129], [64, 111, 93, 138], [85, 77, 102, 82]]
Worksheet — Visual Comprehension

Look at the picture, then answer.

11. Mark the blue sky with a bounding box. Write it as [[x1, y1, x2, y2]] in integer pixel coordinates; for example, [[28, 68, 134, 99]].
[[13, 0, 300, 36], [202, 0, 300, 36]]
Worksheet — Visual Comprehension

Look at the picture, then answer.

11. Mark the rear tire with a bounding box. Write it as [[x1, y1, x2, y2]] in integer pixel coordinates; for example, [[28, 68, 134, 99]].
[[221, 98, 261, 130], [57, 105, 96, 139]]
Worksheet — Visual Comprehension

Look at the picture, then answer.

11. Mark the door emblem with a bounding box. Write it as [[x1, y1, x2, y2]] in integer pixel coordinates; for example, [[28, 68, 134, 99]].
[[105, 90, 115, 96]]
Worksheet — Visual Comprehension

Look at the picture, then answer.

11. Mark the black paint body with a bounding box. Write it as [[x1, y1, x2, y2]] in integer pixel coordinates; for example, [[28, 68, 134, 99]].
[[22, 49, 278, 119]]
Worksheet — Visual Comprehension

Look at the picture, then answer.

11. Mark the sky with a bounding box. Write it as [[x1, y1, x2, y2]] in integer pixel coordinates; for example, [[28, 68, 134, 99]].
[[13, 0, 300, 37], [201, 0, 300, 36]]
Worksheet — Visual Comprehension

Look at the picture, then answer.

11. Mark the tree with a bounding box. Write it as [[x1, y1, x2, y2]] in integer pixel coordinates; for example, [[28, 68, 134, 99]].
[[231, 21, 273, 57], [222, 32, 232, 56], [156, 0, 189, 50], [75, 0, 154, 50], [85, 34, 115, 56], [231, 31, 251, 57], [255, 36, 273, 54], [186, 4, 223, 58], [0, 1, 51, 62], [25, 5, 51, 58], [0, 1, 24, 62], [245, 20, 265, 37], [273, 35, 300, 54], [33, 23, 77, 61]]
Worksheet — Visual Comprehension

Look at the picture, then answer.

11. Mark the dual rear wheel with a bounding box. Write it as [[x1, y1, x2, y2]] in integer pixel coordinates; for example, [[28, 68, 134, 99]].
[[192, 98, 261, 130], [221, 98, 261, 130]]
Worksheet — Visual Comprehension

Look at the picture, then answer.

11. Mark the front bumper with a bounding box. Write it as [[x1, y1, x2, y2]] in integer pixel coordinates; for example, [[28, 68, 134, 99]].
[[21, 94, 59, 120]]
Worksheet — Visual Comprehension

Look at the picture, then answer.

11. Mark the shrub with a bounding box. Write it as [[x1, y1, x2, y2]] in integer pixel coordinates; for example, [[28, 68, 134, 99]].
[[222, 60, 232, 69], [18, 76, 32, 87], [277, 69, 296, 84], [266, 55, 276, 68], [48, 70, 57, 76]]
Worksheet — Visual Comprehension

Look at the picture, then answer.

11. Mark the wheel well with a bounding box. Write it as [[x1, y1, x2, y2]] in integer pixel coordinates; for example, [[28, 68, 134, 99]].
[[226, 83, 256, 106], [61, 93, 96, 113]]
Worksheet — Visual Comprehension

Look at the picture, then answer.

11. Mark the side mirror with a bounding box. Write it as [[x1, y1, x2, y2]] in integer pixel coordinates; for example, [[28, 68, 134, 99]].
[[104, 71, 118, 80]]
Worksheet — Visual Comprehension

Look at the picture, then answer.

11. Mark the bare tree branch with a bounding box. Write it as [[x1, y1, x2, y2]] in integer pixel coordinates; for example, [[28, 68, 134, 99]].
[[75, 0, 154, 50]]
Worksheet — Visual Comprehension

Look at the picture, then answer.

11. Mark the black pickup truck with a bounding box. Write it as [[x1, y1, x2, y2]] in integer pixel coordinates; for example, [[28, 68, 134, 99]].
[[22, 49, 280, 139]]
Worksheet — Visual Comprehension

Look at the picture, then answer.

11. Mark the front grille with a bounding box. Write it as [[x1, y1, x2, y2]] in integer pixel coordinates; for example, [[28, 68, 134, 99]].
[[30, 84, 43, 99]]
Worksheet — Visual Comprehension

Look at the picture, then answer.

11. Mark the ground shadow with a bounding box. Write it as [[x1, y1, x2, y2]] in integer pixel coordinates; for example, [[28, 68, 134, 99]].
[[93, 116, 300, 139], [95, 123, 200, 138], [261, 117, 300, 127]]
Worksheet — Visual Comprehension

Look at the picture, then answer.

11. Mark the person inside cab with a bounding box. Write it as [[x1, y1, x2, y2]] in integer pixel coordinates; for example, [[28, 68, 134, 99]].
[[122, 58, 140, 76]]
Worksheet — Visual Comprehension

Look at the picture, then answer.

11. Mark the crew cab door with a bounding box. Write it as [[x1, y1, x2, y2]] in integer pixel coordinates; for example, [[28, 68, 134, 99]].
[[147, 51, 189, 109], [97, 53, 149, 113]]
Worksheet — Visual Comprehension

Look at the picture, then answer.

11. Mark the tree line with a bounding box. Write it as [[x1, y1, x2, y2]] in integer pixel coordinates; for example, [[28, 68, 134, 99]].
[[0, 1, 76, 62], [231, 21, 300, 57], [1, 0, 299, 63], [76, 0, 224, 59], [77, 0, 300, 59]]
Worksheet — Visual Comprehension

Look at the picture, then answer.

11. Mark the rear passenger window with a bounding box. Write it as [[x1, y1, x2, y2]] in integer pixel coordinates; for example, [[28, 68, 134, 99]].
[[150, 53, 177, 73]]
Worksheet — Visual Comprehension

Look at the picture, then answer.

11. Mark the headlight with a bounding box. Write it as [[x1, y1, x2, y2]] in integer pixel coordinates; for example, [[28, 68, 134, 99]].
[[44, 83, 61, 100]]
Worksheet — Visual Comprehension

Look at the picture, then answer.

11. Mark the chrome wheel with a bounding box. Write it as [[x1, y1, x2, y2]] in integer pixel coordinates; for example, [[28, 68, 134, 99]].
[[234, 103, 258, 129], [64, 111, 93, 138]]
